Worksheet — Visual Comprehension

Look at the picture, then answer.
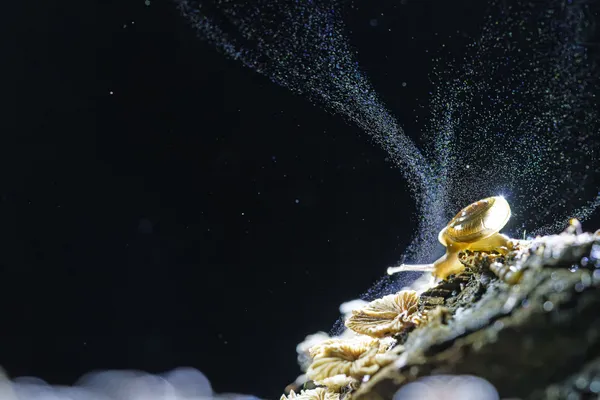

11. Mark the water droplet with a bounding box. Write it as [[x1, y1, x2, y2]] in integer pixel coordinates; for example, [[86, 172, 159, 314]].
[[591, 244, 600, 260], [569, 264, 579, 272], [575, 376, 589, 390]]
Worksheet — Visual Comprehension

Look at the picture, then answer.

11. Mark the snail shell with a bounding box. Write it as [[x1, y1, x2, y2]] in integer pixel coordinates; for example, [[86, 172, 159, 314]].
[[439, 196, 511, 246]]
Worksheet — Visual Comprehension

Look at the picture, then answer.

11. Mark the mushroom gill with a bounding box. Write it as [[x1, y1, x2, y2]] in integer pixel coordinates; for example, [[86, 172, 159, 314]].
[[344, 290, 425, 338]]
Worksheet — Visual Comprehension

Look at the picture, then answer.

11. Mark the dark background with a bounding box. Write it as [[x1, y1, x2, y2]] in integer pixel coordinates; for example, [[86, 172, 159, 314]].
[[1, 0, 598, 399]]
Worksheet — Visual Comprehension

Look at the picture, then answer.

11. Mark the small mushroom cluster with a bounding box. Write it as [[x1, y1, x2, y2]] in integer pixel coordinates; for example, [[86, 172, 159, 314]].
[[282, 291, 428, 399]]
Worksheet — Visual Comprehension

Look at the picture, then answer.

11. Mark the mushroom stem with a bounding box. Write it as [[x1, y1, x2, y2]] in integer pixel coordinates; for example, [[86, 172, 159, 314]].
[[387, 263, 435, 275]]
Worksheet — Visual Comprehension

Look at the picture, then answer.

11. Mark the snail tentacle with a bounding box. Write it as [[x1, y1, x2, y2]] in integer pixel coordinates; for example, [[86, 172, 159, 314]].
[[387, 263, 435, 275]]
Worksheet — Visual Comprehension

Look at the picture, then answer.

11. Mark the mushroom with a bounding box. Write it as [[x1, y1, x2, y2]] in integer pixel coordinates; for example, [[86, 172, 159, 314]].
[[344, 291, 425, 338], [388, 196, 512, 280], [305, 336, 393, 382]]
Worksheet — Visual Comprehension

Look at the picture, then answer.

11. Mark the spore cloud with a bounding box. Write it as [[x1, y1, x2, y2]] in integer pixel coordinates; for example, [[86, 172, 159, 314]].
[[424, 0, 600, 238], [176, 0, 600, 271], [176, 0, 444, 264]]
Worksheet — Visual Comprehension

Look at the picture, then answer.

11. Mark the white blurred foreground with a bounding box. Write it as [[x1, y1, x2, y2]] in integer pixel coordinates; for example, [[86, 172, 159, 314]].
[[0, 367, 261, 400], [0, 366, 502, 400], [393, 375, 500, 400]]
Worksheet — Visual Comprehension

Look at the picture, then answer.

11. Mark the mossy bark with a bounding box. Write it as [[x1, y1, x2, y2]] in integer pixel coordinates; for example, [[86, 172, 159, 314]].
[[355, 233, 600, 400]]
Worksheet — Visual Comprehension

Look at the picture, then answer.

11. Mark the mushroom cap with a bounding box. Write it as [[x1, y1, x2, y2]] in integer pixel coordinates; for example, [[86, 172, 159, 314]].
[[344, 290, 424, 338], [438, 196, 511, 246]]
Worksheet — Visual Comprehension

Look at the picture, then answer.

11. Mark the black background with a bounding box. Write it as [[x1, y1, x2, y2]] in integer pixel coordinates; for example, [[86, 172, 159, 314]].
[[1, 0, 599, 399]]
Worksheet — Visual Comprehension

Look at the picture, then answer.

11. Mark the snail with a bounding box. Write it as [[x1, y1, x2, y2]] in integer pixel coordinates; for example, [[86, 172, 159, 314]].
[[387, 196, 513, 280]]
